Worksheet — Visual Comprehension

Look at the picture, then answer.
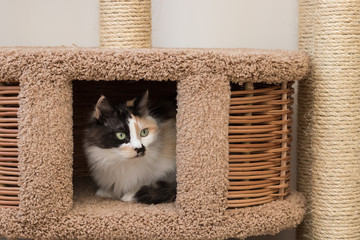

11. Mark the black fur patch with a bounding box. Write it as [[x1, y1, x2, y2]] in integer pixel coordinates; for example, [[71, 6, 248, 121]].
[[134, 181, 177, 204], [84, 93, 177, 150], [84, 102, 131, 149], [149, 98, 177, 122]]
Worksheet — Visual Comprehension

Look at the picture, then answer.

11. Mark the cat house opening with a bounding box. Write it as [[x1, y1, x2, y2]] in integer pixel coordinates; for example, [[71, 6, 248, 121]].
[[72, 80, 177, 203]]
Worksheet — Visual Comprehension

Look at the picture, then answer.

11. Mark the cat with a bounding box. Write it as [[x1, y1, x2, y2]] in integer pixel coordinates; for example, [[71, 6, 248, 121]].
[[83, 91, 177, 204]]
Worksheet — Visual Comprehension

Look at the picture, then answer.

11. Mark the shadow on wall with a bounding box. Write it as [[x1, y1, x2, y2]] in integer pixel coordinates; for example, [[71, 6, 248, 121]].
[[246, 229, 295, 240]]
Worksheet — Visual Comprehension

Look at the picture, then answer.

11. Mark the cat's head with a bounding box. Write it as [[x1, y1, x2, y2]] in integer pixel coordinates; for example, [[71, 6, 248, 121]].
[[85, 91, 159, 159]]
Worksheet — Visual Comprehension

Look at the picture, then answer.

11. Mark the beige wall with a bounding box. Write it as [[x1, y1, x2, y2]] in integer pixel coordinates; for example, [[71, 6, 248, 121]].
[[152, 0, 298, 50], [0, 0, 298, 50], [0, 1, 299, 239]]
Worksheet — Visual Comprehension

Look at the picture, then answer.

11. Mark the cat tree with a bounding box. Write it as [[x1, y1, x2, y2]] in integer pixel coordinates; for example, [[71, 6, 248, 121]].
[[0, 1, 310, 239]]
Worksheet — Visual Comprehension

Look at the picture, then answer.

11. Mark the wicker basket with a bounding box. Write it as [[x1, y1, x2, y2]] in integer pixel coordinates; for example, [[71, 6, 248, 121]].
[[228, 82, 293, 208], [0, 83, 20, 209], [0, 81, 293, 209]]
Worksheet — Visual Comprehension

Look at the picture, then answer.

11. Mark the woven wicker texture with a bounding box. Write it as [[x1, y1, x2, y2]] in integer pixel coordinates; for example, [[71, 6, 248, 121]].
[[298, 1, 360, 239], [0, 84, 20, 209], [228, 82, 293, 208], [100, 0, 152, 48]]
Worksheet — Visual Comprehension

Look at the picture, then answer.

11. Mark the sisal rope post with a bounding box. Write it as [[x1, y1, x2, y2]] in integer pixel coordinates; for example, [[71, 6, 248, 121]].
[[99, 0, 152, 49], [297, 1, 360, 239]]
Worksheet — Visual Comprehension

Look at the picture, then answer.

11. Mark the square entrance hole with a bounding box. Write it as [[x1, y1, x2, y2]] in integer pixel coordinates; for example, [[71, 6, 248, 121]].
[[72, 80, 177, 206]]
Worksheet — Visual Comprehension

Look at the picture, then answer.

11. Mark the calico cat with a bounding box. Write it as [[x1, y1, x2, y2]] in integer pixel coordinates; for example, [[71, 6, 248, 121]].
[[83, 91, 177, 204]]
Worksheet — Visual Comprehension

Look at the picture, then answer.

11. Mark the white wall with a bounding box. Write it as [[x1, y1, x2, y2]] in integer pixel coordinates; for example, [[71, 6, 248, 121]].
[[0, 1, 299, 239], [0, 0, 99, 47], [0, 0, 298, 50], [152, 0, 298, 50]]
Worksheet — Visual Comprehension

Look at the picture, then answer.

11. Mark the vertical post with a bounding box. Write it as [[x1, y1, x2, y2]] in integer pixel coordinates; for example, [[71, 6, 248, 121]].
[[100, 0, 152, 48], [298, 1, 360, 239]]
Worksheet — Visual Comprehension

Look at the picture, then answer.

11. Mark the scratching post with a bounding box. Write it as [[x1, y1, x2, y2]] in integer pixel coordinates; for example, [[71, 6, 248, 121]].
[[99, 0, 152, 48], [298, 1, 360, 239]]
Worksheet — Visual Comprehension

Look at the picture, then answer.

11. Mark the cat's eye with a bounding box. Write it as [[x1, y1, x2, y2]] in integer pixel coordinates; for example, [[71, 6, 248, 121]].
[[116, 132, 126, 140], [140, 128, 149, 137]]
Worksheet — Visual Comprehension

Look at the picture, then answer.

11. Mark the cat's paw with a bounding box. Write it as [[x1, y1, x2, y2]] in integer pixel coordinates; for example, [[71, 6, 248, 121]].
[[95, 188, 113, 198], [121, 192, 135, 202]]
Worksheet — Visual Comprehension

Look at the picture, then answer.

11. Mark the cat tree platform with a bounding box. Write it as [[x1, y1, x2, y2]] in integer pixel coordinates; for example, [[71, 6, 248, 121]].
[[0, 47, 310, 239]]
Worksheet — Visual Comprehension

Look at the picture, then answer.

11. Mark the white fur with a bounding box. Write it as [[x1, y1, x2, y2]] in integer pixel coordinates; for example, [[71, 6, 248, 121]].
[[128, 117, 142, 149], [85, 117, 176, 201], [121, 191, 137, 202]]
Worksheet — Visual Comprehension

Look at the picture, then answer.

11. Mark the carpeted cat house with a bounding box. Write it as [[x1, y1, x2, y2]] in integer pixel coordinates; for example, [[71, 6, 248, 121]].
[[0, 47, 310, 239]]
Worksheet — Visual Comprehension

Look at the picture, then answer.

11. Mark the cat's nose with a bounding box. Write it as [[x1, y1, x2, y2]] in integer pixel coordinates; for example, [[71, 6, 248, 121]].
[[134, 146, 146, 157]]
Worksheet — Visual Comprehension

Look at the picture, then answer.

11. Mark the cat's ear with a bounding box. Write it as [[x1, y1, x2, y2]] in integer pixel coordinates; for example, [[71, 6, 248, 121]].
[[134, 90, 149, 116], [94, 95, 115, 120]]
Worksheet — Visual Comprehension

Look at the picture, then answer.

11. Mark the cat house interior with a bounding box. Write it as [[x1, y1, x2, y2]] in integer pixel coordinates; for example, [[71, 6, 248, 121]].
[[72, 80, 177, 203]]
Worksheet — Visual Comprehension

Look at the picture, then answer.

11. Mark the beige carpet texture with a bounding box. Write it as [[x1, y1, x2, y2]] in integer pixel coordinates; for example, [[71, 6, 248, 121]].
[[0, 48, 310, 239]]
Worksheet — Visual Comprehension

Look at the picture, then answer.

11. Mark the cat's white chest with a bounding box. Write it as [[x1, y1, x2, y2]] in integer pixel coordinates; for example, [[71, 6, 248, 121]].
[[85, 145, 176, 198]]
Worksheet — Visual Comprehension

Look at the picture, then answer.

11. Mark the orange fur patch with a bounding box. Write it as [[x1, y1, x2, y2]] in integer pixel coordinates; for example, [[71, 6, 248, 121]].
[[119, 144, 137, 158], [131, 115, 158, 137]]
